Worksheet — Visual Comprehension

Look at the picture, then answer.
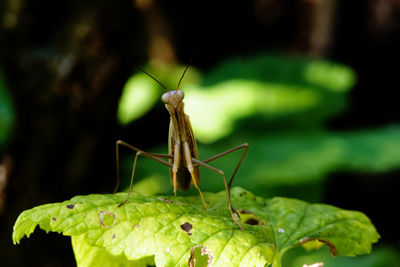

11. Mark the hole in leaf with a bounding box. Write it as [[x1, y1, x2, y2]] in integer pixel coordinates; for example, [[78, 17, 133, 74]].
[[300, 237, 337, 256], [245, 218, 259, 225], [188, 245, 213, 267], [239, 210, 266, 226], [66, 204, 75, 209], [303, 263, 324, 267], [52, 217, 57, 221], [99, 211, 117, 229]]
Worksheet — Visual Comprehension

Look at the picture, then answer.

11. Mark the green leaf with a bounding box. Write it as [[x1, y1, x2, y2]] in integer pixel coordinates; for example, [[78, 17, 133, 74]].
[[13, 187, 379, 267], [72, 234, 154, 267]]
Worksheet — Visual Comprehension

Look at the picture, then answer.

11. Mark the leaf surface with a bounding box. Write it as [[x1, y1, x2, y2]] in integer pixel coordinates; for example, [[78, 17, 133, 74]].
[[13, 187, 379, 266]]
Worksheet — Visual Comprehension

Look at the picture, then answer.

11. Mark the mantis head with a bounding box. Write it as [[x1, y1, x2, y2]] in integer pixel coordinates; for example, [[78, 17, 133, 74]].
[[161, 90, 184, 109]]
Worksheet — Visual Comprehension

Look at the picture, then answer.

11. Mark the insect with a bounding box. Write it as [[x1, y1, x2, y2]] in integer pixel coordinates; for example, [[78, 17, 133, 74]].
[[114, 64, 248, 230]]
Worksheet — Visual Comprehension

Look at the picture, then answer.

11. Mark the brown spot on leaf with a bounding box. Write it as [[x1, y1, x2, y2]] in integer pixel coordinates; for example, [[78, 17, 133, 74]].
[[299, 237, 338, 256], [180, 222, 193, 235], [66, 204, 75, 209], [99, 211, 117, 229], [112, 233, 116, 240], [132, 224, 140, 228]]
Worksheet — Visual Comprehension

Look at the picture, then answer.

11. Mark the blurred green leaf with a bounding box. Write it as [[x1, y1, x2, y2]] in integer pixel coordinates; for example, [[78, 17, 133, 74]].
[[117, 73, 160, 125], [117, 54, 355, 143], [125, 125, 400, 197], [283, 245, 400, 267], [187, 54, 355, 143], [184, 81, 321, 143], [0, 70, 15, 147], [304, 60, 356, 92], [201, 54, 356, 92], [13, 188, 379, 267]]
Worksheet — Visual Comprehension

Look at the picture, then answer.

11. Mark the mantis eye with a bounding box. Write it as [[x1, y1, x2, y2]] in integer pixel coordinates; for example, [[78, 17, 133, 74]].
[[161, 92, 171, 104], [174, 90, 184, 101]]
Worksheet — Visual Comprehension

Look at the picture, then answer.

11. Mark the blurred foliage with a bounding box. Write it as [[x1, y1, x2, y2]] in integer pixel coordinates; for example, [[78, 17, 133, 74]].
[[126, 125, 400, 200], [115, 53, 400, 201], [282, 245, 400, 267], [118, 73, 160, 125], [118, 54, 356, 143], [0, 70, 15, 147], [188, 55, 355, 143]]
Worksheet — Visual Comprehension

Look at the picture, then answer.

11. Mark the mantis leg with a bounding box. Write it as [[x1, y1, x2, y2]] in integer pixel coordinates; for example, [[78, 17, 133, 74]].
[[115, 140, 173, 206], [191, 158, 244, 231], [182, 142, 208, 210], [192, 143, 248, 230], [201, 143, 249, 189]]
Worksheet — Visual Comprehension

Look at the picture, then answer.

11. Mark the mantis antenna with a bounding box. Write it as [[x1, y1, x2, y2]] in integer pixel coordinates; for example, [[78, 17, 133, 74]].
[[137, 66, 170, 92], [176, 63, 191, 91]]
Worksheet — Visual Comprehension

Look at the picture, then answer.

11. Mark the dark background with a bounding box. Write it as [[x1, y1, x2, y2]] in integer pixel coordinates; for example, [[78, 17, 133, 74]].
[[1, 0, 399, 266]]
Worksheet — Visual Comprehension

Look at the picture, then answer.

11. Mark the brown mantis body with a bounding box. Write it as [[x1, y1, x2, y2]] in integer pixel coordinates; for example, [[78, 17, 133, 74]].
[[115, 66, 248, 230]]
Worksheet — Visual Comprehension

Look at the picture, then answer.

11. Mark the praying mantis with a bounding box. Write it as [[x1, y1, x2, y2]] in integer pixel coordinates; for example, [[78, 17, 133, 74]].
[[114, 65, 248, 230]]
